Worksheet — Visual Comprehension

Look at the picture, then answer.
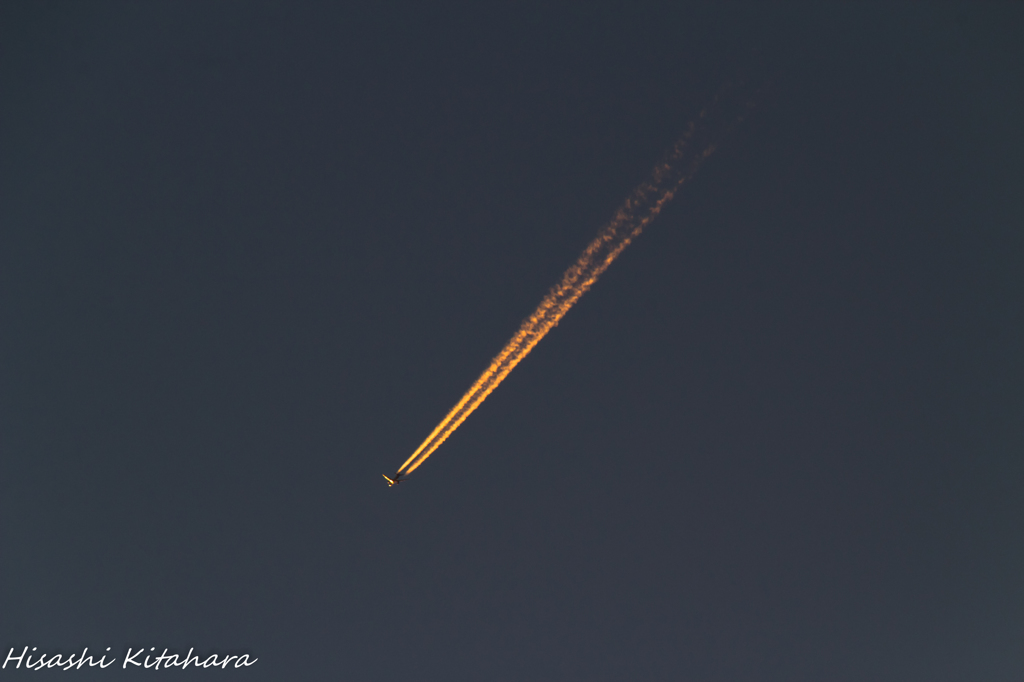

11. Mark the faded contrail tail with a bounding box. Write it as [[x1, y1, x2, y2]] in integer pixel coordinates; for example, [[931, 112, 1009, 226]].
[[396, 85, 759, 478]]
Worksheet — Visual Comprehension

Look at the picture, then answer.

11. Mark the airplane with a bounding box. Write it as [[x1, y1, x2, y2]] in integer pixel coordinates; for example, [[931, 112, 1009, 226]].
[[382, 473, 406, 487]]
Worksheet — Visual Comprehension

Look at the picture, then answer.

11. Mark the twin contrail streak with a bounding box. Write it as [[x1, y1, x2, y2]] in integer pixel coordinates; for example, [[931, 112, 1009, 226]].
[[395, 90, 754, 478]]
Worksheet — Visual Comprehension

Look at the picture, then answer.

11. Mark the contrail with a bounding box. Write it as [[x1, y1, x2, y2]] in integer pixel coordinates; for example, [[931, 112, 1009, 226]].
[[395, 88, 756, 478]]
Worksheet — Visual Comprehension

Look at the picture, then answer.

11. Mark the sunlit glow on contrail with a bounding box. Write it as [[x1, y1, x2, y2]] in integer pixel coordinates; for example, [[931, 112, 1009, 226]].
[[396, 91, 754, 478]]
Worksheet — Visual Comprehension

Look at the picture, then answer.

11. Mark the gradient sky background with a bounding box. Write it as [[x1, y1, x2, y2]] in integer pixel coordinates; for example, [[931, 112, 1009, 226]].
[[2, 3, 1023, 680]]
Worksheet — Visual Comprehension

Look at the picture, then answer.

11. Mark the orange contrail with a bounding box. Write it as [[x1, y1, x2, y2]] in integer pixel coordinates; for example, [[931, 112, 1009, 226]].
[[396, 89, 755, 477]]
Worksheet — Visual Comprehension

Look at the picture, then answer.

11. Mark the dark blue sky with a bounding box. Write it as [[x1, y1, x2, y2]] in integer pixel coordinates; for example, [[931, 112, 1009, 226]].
[[2, 3, 1022, 680]]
